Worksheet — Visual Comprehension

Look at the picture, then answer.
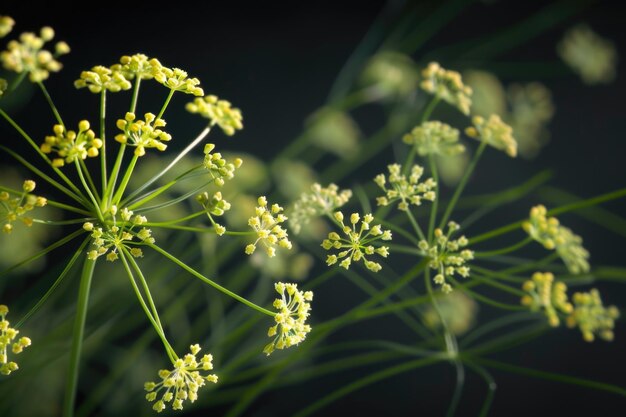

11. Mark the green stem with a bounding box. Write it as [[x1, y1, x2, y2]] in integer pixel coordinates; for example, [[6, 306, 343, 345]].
[[464, 360, 497, 417], [474, 237, 533, 258], [74, 160, 104, 222], [105, 144, 127, 208], [129, 77, 141, 113], [111, 154, 139, 206], [62, 257, 96, 417], [428, 154, 440, 239], [405, 208, 427, 241], [439, 140, 487, 229], [99, 90, 108, 192], [37, 81, 65, 128], [148, 243, 274, 316], [157, 89, 176, 120]]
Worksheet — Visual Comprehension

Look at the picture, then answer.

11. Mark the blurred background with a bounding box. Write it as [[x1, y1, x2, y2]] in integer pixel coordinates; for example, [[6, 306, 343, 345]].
[[1, 0, 625, 416]]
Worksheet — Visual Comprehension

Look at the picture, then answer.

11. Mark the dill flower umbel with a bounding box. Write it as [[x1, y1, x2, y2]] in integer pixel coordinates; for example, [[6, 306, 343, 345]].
[[0, 16, 15, 38], [74, 65, 132, 93], [361, 51, 419, 98], [289, 183, 352, 234], [566, 289, 620, 342], [144, 344, 218, 412], [322, 212, 392, 272], [201, 143, 243, 187], [115, 112, 171, 157], [521, 272, 573, 327], [41, 121, 102, 167], [264, 282, 313, 355], [420, 62, 472, 115], [0, 305, 32, 375], [245, 196, 292, 257], [197, 191, 231, 236], [523, 205, 590, 274], [0, 25, 69, 82], [465, 114, 517, 157], [186, 95, 244, 136], [374, 163, 436, 211], [419, 221, 473, 293], [1, 180, 47, 233], [154, 67, 204, 96], [402, 121, 465, 157], [558, 24, 617, 85]]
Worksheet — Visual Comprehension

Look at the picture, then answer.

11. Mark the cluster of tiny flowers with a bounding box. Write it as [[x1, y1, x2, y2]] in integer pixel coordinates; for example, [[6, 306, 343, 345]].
[[74, 65, 132, 93], [566, 289, 620, 342], [521, 272, 573, 327], [196, 191, 231, 236], [41, 121, 102, 167], [402, 121, 465, 157], [154, 67, 204, 96], [289, 183, 352, 234], [202, 143, 243, 186], [85, 206, 154, 262], [419, 221, 473, 293], [246, 196, 292, 258], [374, 164, 436, 211], [523, 205, 590, 274], [558, 24, 617, 85], [186, 95, 244, 136], [264, 282, 313, 355], [420, 62, 472, 115], [119, 54, 163, 80], [361, 51, 419, 97], [0, 16, 15, 38], [145, 344, 218, 412], [0, 305, 32, 375], [465, 114, 517, 157], [0, 24, 69, 82], [322, 212, 392, 272], [1, 180, 47, 233], [115, 112, 171, 157]]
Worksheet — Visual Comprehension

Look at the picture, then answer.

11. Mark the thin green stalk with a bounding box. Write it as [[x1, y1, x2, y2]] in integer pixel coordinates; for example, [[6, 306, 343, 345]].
[[129, 77, 141, 113], [460, 312, 538, 348], [119, 247, 176, 362], [428, 154, 439, 239], [157, 89, 176, 120], [470, 273, 527, 297], [451, 278, 525, 311], [406, 208, 426, 241], [439, 140, 487, 230], [62, 257, 96, 417], [446, 360, 465, 417], [148, 243, 274, 317], [0, 111, 86, 201], [16, 238, 90, 328], [79, 158, 101, 203], [126, 165, 203, 209], [123, 125, 212, 205], [111, 154, 138, 205], [464, 360, 496, 417], [37, 81, 65, 128], [104, 143, 127, 207], [472, 357, 626, 397], [474, 237, 533, 258], [74, 160, 104, 222], [99, 90, 108, 192]]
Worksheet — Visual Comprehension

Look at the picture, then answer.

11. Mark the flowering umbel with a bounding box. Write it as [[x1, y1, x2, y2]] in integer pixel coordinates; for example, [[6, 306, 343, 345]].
[[567, 289, 619, 342], [1, 180, 47, 233], [521, 272, 573, 327], [41, 121, 102, 167], [374, 164, 436, 211], [264, 283, 313, 355], [322, 212, 392, 272], [419, 221, 473, 293], [465, 114, 517, 157], [0, 305, 32, 375], [186, 95, 243, 136], [420, 62, 472, 115], [402, 121, 465, 157], [246, 196, 292, 257], [289, 183, 352, 234], [144, 344, 218, 412]]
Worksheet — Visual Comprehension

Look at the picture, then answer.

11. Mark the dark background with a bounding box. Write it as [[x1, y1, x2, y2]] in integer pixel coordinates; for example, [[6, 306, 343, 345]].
[[1, 0, 625, 416]]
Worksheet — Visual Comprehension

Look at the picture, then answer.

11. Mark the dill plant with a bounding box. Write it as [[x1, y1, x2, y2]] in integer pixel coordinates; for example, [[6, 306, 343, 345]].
[[0, 3, 625, 417]]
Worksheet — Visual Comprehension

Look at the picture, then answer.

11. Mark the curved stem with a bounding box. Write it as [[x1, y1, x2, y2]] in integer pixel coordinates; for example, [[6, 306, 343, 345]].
[[62, 257, 96, 417], [474, 237, 533, 258], [37, 81, 65, 128], [157, 89, 176, 120], [99, 90, 108, 192]]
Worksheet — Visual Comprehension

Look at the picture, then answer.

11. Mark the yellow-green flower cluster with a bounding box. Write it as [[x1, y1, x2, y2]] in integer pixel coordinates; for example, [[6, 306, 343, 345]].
[[374, 164, 436, 211], [85, 206, 154, 262], [523, 205, 590, 274], [1, 180, 47, 233], [196, 191, 231, 236], [115, 112, 171, 157], [155, 67, 203, 96], [119, 54, 162, 80], [521, 272, 573, 327], [420, 62, 472, 115], [74, 65, 132, 93], [558, 24, 617, 85], [566, 289, 619, 342], [419, 221, 473, 293], [402, 121, 465, 157], [0, 25, 69, 82], [322, 212, 392, 272], [202, 143, 243, 187], [186, 95, 243, 136], [361, 51, 419, 97], [0, 16, 15, 38], [465, 114, 517, 157], [41, 121, 102, 167], [422, 291, 477, 335], [305, 108, 360, 157], [264, 282, 313, 355], [289, 183, 352, 234], [246, 196, 292, 258], [145, 344, 218, 412], [0, 305, 32, 375]]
